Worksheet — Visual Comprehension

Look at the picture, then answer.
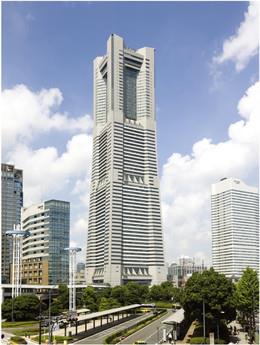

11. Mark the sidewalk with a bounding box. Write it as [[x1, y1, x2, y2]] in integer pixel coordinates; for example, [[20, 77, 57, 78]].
[[182, 321, 197, 344], [228, 320, 248, 344]]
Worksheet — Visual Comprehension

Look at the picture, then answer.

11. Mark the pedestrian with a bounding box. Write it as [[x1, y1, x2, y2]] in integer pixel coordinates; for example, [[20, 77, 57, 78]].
[[168, 333, 172, 344]]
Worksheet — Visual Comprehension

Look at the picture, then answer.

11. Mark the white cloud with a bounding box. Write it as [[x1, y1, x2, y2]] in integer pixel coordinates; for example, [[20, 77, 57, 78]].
[[7, 134, 92, 206], [161, 81, 259, 265], [2, 84, 93, 264], [213, 1, 259, 72], [2, 84, 92, 151]]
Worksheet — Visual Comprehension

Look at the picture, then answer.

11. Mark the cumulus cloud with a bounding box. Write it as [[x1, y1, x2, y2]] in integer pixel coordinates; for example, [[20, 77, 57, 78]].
[[161, 81, 259, 265], [7, 133, 92, 205], [2, 84, 92, 151], [2, 84, 93, 260], [213, 1, 259, 72]]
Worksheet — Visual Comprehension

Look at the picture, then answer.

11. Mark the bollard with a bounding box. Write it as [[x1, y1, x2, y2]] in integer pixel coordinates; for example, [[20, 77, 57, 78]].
[[64, 341, 67, 345]]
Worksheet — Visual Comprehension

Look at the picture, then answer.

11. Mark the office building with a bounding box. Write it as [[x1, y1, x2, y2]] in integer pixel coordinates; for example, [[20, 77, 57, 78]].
[[77, 262, 85, 273], [1, 163, 23, 283], [76, 263, 86, 285], [86, 34, 165, 286], [167, 256, 207, 287], [211, 177, 259, 279], [21, 200, 70, 285]]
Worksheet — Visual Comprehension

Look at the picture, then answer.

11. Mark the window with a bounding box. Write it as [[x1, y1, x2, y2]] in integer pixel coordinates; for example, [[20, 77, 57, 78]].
[[124, 67, 138, 120]]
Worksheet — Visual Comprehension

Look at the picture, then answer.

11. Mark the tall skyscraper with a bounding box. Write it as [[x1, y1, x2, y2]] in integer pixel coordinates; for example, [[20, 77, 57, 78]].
[[1, 163, 23, 283], [21, 200, 70, 285], [86, 34, 165, 286], [211, 177, 259, 279]]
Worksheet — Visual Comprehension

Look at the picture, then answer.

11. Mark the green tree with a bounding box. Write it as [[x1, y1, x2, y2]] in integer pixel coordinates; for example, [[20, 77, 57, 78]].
[[99, 297, 121, 311], [236, 267, 259, 336], [148, 281, 182, 303], [182, 268, 236, 329], [47, 284, 69, 315], [111, 286, 128, 305], [57, 284, 69, 309], [2, 295, 40, 321], [82, 286, 99, 311], [149, 284, 164, 301], [124, 282, 149, 304]]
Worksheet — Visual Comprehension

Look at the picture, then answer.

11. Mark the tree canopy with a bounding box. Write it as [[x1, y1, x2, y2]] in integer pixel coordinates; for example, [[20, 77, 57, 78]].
[[182, 268, 236, 326], [2, 295, 40, 321], [236, 267, 259, 334]]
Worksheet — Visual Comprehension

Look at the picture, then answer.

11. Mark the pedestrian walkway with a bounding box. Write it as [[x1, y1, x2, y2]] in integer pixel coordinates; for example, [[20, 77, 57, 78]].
[[228, 320, 248, 344], [182, 321, 197, 344]]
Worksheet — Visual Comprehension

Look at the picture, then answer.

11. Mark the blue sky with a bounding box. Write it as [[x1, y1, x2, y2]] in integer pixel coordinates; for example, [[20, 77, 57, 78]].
[[2, 1, 259, 264]]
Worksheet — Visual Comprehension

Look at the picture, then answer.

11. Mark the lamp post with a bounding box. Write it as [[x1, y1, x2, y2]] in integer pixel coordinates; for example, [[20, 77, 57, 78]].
[[217, 311, 225, 342], [203, 299, 206, 342], [64, 247, 81, 312], [6, 225, 31, 322]]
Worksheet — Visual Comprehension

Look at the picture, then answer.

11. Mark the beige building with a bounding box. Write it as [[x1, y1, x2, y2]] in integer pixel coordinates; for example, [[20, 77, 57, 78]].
[[21, 200, 70, 285]]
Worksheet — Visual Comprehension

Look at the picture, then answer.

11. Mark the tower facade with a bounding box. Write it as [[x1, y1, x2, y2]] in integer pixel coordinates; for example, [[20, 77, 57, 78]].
[[21, 200, 70, 284], [211, 177, 259, 279], [86, 34, 165, 286], [1, 163, 23, 283]]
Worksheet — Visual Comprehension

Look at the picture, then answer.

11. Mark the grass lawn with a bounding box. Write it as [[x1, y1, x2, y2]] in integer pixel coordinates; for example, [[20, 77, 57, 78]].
[[154, 301, 173, 308], [1, 321, 38, 328], [32, 335, 72, 344], [11, 328, 39, 336]]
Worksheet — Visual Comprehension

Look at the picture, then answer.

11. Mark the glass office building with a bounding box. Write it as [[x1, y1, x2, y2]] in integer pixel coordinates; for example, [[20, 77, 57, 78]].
[[21, 199, 70, 285], [1, 163, 23, 283]]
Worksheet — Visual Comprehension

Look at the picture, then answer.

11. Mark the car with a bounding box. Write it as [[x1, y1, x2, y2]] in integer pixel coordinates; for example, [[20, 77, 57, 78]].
[[133, 341, 147, 345]]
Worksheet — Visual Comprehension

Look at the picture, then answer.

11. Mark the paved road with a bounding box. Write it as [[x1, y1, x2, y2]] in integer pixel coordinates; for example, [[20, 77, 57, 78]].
[[120, 310, 173, 345], [74, 312, 153, 344]]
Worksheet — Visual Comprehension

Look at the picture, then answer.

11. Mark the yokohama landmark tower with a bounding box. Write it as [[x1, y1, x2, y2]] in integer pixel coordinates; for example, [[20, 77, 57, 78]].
[[86, 34, 165, 286]]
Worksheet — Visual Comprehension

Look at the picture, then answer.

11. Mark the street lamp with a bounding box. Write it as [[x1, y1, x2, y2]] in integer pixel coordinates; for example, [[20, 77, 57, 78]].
[[202, 299, 206, 342], [217, 311, 225, 342], [64, 247, 81, 312], [6, 225, 30, 322]]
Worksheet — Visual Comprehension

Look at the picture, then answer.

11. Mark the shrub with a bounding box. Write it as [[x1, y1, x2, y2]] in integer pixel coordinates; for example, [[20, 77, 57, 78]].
[[10, 336, 27, 344], [190, 337, 209, 344], [190, 337, 226, 344]]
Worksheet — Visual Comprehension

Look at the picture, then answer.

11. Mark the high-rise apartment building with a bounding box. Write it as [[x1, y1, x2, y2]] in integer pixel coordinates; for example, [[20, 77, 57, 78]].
[[86, 34, 165, 286], [211, 178, 259, 279], [1, 163, 23, 283], [21, 200, 70, 285]]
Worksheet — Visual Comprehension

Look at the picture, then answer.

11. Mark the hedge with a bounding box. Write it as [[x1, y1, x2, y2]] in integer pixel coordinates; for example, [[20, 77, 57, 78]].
[[10, 336, 27, 344], [190, 337, 226, 344]]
